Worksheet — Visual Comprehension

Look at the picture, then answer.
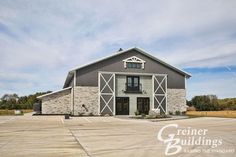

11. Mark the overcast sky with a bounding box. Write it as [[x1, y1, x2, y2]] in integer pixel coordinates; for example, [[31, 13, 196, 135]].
[[0, 0, 236, 99]]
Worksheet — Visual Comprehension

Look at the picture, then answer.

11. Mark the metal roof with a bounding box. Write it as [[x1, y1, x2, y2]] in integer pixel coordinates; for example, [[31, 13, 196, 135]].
[[37, 87, 72, 99]]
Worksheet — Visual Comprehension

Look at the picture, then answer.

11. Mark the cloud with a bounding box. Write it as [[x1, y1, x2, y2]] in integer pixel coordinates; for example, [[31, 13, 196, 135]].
[[187, 70, 236, 99], [161, 39, 236, 68], [0, 0, 236, 97]]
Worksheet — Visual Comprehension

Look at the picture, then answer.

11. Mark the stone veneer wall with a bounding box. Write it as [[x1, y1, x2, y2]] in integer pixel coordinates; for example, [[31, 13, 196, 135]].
[[40, 87, 186, 115], [73, 86, 98, 115], [167, 89, 187, 113], [41, 89, 71, 114]]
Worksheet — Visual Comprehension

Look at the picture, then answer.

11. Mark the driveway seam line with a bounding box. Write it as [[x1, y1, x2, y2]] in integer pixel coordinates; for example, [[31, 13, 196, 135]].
[[68, 128, 92, 157]]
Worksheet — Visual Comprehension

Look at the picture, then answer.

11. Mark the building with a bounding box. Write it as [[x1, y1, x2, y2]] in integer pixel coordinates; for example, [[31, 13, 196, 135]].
[[37, 47, 191, 115]]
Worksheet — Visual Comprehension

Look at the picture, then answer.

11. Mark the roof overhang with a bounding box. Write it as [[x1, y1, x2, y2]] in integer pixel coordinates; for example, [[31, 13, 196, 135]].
[[37, 87, 72, 99], [63, 71, 74, 88]]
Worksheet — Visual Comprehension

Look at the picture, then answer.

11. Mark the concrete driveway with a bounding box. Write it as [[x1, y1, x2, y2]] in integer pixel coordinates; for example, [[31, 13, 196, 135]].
[[0, 114, 235, 157], [0, 114, 87, 157]]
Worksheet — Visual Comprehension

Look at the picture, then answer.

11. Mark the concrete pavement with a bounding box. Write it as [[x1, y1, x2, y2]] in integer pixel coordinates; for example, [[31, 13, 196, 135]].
[[0, 114, 235, 157], [0, 114, 88, 157], [65, 117, 236, 157]]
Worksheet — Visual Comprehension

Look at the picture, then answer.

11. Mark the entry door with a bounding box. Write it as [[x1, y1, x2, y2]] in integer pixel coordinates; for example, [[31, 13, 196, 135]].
[[116, 97, 129, 115], [137, 98, 150, 115]]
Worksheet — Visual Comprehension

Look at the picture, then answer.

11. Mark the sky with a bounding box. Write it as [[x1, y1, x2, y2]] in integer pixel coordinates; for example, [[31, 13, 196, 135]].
[[0, 0, 236, 99]]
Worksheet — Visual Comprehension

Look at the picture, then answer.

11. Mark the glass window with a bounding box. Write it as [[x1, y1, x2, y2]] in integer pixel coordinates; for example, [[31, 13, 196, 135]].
[[126, 63, 141, 69], [126, 76, 140, 91], [133, 77, 139, 87]]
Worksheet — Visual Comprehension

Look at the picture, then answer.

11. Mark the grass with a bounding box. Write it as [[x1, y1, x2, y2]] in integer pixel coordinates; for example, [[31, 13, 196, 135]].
[[0, 109, 33, 116], [186, 110, 236, 118]]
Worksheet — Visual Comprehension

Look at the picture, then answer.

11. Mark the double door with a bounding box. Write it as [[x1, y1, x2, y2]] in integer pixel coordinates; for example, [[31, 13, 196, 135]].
[[116, 97, 129, 115], [137, 97, 150, 115]]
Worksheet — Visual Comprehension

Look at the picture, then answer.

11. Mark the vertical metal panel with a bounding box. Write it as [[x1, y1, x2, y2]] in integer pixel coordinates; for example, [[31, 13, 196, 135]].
[[75, 50, 186, 89]]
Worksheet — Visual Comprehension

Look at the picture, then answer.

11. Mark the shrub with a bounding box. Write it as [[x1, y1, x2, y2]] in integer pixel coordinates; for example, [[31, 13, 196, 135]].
[[141, 113, 146, 118], [187, 106, 196, 111], [78, 112, 84, 116], [145, 115, 155, 119], [134, 110, 140, 116], [175, 111, 181, 115], [88, 112, 94, 116], [169, 111, 173, 115], [156, 114, 172, 118]]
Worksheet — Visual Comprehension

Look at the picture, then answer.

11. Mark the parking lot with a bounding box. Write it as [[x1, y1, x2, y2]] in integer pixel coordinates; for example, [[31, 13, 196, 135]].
[[0, 114, 235, 157]]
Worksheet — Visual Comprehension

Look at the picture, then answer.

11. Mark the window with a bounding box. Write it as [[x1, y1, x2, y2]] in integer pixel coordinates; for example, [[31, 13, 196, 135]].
[[123, 56, 145, 69], [127, 62, 142, 69], [126, 76, 141, 92]]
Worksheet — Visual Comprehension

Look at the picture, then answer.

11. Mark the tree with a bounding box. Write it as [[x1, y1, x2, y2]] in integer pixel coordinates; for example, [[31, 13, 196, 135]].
[[190, 95, 219, 111], [1, 94, 19, 101], [0, 91, 51, 110]]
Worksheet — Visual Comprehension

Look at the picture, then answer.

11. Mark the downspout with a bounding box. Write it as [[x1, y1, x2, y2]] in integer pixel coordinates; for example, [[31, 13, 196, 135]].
[[185, 76, 188, 109], [73, 70, 76, 115]]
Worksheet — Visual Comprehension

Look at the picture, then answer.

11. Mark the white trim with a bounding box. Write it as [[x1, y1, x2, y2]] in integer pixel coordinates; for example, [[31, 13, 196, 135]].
[[123, 56, 146, 63], [165, 75, 168, 114], [98, 72, 115, 115], [37, 87, 72, 99], [100, 95, 113, 113], [100, 93, 113, 95], [113, 74, 116, 115], [70, 87, 73, 115], [123, 56, 146, 69], [98, 72, 101, 115], [184, 76, 187, 107], [100, 74, 114, 93], [98, 71, 168, 76], [73, 70, 76, 87], [152, 74, 167, 114], [152, 75, 154, 110]]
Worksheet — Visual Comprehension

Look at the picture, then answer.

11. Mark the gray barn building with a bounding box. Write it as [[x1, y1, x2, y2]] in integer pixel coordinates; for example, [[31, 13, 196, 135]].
[[37, 47, 191, 115]]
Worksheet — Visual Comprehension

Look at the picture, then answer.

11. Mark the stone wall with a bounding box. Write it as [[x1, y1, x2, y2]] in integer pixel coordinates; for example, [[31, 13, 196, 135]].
[[40, 86, 186, 115], [167, 89, 187, 114], [41, 89, 71, 114], [73, 86, 98, 115]]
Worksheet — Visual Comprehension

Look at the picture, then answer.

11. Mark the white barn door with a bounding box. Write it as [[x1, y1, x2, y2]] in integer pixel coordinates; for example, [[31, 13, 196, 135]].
[[98, 72, 115, 115], [153, 75, 167, 114]]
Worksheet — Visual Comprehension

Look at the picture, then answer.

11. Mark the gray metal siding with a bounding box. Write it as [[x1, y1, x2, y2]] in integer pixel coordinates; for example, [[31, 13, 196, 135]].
[[68, 78, 74, 87], [76, 50, 185, 89]]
